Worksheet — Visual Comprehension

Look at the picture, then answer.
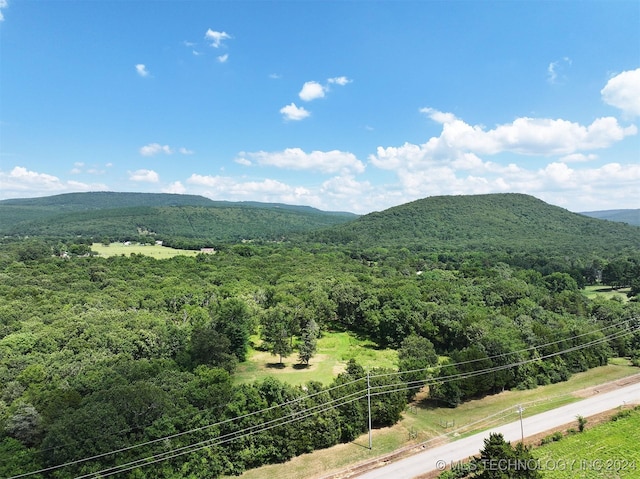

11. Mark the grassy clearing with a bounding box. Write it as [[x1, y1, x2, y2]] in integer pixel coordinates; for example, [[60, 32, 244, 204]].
[[534, 407, 640, 479], [231, 363, 639, 479], [583, 285, 631, 302], [91, 242, 199, 258], [234, 331, 398, 386]]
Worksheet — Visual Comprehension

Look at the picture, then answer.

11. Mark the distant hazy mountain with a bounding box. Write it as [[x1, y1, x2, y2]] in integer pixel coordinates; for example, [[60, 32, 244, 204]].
[[580, 209, 640, 226]]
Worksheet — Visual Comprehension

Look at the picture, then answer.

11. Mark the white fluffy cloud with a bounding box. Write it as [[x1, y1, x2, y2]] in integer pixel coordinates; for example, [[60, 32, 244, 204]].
[[135, 64, 150, 77], [186, 174, 322, 206], [128, 169, 159, 183], [601, 68, 640, 117], [217, 54, 229, 63], [0, 166, 107, 199], [140, 143, 172, 156], [299, 81, 326, 101], [237, 148, 365, 174], [372, 108, 636, 171], [139, 144, 194, 156], [280, 103, 310, 121], [205, 29, 231, 48], [163, 181, 186, 194]]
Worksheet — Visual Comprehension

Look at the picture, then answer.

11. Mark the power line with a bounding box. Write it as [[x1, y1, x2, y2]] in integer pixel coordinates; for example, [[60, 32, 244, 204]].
[[10, 318, 637, 479]]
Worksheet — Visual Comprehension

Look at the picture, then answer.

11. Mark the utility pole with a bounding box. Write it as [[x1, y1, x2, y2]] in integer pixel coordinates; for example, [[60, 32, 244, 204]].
[[367, 370, 372, 450], [516, 405, 525, 443]]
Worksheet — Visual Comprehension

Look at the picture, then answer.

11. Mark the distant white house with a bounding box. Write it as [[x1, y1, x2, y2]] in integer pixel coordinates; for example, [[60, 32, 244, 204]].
[[200, 247, 215, 254], [155, 241, 163, 246]]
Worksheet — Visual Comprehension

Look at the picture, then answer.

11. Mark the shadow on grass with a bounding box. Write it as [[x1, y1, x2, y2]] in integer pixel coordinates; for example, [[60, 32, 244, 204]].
[[265, 362, 286, 369], [293, 363, 310, 370]]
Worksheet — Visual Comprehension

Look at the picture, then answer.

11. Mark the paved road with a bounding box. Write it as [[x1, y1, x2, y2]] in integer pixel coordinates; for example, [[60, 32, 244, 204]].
[[357, 381, 640, 479]]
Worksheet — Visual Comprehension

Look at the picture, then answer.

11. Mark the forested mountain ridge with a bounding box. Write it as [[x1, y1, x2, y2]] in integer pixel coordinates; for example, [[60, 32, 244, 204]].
[[311, 193, 640, 256], [0, 192, 358, 242]]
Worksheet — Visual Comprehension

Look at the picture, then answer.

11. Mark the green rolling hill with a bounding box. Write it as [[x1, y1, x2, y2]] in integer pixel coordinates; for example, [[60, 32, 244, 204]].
[[310, 193, 640, 256], [1, 192, 638, 258], [0, 192, 358, 242]]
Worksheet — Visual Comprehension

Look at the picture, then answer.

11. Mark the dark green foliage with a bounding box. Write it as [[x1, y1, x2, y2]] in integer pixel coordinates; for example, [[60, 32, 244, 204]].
[[260, 305, 295, 364], [398, 334, 438, 399], [298, 318, 319, 365], [475, 433, 542, 478]]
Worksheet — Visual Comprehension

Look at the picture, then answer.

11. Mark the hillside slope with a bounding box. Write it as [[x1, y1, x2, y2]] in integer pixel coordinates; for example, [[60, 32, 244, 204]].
[[311, 193, 640, 255], [0, 192, 358, 241]]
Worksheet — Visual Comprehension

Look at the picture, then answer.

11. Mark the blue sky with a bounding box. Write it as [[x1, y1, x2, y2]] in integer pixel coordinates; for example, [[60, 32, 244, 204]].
[[1, 1, 638, 214]]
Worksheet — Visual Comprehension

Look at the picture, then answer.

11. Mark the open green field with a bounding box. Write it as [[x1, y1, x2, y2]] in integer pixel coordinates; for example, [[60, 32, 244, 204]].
[[234, 331, 399, 386], [231, 363, 639, 479], [583, 285, 631, 302], [91, 242, 199, 258], [534, 407, 640, 479]]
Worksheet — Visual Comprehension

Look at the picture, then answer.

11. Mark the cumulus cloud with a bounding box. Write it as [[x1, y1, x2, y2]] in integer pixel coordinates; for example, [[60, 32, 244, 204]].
[[179, 147, 195, 155], [366, 106, 639, 212], [139, 143, 173, 156], [217, 54, 229, 63], [601, 68, 640, 117], [299, 81, 326, 101], [205, 29, 231, 48], [128, 169, 159, 183], [372, 108, 636, 170], [237, 148, 365, 174], [186, 174, 321, 206], [0, 166, 106, 199], [135, 64, 150, 77], [163, 181, 186, 194], [280, 103, 310, 121]]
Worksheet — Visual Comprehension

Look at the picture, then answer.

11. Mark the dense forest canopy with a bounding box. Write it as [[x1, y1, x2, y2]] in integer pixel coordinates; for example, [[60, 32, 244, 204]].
[[1, 192, 639, 478]]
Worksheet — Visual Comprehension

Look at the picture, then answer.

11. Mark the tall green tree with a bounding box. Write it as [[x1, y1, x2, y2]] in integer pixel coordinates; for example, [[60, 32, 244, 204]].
[[261, 306, 294, 364], [298, 318, 319, 365]]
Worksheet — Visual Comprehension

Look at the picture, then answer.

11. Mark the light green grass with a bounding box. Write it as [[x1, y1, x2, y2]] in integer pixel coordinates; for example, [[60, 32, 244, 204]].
[[232, 363, 639, 479], [234, 331, 398, 386], [534, 408, 640, 479], [91, 242, 199, 258], [583, 285, 631, 302]]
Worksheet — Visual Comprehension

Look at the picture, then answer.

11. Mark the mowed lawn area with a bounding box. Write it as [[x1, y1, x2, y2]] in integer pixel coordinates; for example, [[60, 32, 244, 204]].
[[91, 242, 200, 258], [583, 284, 631, 302], [235, 331, 399, 386]]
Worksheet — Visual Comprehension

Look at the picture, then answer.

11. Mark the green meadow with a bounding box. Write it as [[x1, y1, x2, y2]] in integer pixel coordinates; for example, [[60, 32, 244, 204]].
[[91, 242, 200, 258], [234, 331, 399, 386]]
